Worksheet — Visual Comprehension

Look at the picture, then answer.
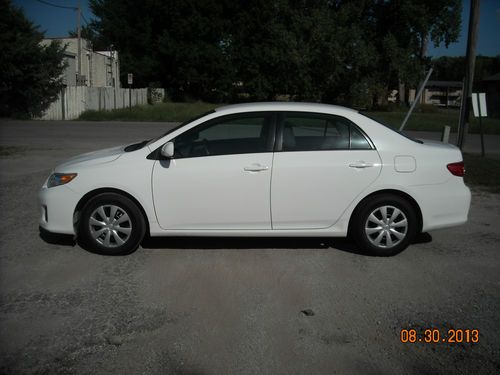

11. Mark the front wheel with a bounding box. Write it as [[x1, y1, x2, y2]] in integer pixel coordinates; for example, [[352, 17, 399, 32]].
[[79, 193, 146, 255], [352, 194, 417, 256]]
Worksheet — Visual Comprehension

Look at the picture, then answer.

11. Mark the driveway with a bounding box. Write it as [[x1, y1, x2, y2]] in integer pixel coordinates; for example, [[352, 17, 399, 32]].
[[0, 120, 499, 374]]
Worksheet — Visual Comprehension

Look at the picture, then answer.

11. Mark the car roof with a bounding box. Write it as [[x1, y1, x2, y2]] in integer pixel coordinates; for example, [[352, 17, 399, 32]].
[[215, 102, 358, 116]]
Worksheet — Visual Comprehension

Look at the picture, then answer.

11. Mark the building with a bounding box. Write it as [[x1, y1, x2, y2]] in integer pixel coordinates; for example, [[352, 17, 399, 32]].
[[41, 37, 120, 88], [406, 81, 462, 107], [419, 81, 462, 107]]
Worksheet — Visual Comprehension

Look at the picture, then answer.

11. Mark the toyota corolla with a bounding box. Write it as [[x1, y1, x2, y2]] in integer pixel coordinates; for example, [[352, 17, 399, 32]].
[[39, 102, 471, 256]]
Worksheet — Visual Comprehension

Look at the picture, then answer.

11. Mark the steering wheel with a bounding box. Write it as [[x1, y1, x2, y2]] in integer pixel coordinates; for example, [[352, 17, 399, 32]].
[[200, 138, 210, 155]]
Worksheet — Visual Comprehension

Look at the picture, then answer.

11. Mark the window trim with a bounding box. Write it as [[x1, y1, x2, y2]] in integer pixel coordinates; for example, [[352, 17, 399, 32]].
[[149, 111, 277, 160], [275, 111, 375, 152]]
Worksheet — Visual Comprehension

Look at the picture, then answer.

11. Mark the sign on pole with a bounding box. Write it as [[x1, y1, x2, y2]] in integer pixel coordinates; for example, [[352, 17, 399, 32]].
[[127, 73, 133, 86], [471, 93, 487, 117], [471, 92, 487, 156]]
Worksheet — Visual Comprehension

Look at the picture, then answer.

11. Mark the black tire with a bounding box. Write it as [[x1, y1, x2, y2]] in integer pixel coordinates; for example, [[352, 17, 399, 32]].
[[351, 194, 418, 256], [78, 193, 146, 255]]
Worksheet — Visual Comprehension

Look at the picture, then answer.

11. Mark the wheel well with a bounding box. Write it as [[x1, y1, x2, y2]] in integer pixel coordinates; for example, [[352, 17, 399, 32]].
[[73, 188, 150, 235], [348, 189, 423, 234]]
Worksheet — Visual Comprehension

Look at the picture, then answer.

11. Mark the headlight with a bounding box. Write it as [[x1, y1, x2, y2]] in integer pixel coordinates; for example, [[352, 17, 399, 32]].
[[47, 173, 78, 188]]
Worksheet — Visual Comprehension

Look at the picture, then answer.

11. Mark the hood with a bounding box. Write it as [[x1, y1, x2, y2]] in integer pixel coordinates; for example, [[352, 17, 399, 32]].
[[55, 145, 125, 172]]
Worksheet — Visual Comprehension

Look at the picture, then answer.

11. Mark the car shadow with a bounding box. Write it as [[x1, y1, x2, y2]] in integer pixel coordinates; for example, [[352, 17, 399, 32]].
[[39, 226, 432, 257], [414, 232, 433, 244], [39, 226, 76, 246], [141, 233, 432, 256], [141, 236, 373, 256]]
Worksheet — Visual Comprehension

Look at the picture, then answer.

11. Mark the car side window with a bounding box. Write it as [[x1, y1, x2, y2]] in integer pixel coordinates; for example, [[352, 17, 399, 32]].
[[174, 114, 271, 158], [281, 113, 372, 151], [350, 126, 372, 149]]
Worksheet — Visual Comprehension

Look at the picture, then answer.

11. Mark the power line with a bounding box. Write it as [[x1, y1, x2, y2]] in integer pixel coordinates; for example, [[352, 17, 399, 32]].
[[34, 0, 77, 10]]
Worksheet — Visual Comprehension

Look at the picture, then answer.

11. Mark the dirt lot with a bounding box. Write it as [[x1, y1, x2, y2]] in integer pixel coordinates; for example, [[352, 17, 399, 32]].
[[0, 120, 499, 374]]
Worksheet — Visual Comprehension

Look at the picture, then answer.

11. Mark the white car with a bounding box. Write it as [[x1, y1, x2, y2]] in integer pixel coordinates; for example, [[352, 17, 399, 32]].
[[39, 102, 471, 256]]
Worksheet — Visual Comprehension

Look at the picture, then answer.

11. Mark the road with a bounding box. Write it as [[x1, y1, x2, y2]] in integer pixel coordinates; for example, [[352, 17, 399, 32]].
[[0, 120, 499, 374]]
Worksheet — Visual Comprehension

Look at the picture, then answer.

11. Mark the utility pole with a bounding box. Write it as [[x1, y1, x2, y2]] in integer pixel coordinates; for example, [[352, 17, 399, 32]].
[[77, 0, 82, 84], [457, 0, 480, 149]]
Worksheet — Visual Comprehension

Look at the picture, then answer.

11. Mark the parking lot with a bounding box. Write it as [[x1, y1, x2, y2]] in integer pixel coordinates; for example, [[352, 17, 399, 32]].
[[0, 120, 499, 374]]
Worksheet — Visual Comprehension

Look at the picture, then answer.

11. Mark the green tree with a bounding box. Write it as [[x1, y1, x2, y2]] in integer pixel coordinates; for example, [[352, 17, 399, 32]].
[[432, 56, 465, 81], [371, 0, 462, 105], [432, 55, 500, 83], [227, 0, 378, 104], [0, 0, 67, 117], [85, 0, 462, 107], [88, 0, 233, 101], [68, 24, 108, 51]]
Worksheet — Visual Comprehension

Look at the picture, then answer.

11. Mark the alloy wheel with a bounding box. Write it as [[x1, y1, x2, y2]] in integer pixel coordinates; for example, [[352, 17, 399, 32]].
[[364, 205, 408, 249], [89, 205, 132, 248]]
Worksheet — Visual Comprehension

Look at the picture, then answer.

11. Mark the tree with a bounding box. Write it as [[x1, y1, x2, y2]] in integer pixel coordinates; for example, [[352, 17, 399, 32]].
[[85, 0, 462, 107], [432, 55, 500, 83], [371, 0, 462, 105], [87, 0, 234, 101], [0, 0, 67, 117], [68, 24, 108, 51]]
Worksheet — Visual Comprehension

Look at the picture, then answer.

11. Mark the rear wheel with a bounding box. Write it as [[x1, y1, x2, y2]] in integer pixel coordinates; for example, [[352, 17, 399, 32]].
[[352, 194, 417, 256], [79, 193, 145, 255]]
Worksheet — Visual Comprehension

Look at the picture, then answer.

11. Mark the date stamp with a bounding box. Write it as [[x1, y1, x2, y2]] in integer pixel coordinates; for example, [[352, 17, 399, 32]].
[[400, 328, 479, 343]]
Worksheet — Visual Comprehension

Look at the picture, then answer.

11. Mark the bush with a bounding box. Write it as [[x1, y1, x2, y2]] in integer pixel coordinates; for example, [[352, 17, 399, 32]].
[[0, 1, 67, 117]]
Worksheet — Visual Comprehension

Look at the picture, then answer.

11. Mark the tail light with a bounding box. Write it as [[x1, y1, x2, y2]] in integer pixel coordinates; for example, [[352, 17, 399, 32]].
[[447, 161, 465, 177]]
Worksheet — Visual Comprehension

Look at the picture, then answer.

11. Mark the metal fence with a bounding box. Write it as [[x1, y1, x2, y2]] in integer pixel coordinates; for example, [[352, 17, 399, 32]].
[[37, 86, 153, 120]]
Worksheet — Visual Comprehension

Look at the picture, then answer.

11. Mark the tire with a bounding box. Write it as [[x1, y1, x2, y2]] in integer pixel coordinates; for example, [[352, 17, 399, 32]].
[[351, 194, 417, 256], [79, 193, 146, 255]]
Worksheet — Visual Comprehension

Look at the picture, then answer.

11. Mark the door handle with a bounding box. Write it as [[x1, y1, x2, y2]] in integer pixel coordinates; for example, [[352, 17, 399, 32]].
[[349, 161, 374, 168], [244, 164, 269, 172]]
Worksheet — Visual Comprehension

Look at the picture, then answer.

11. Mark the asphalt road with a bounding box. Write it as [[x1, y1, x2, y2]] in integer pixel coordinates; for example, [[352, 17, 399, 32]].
[[0, 120, 499, 374]]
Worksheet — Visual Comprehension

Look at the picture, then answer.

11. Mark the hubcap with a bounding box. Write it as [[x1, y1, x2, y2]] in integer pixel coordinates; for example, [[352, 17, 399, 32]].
[[364, 205, 408, 248], [89, 205, 132, 248]]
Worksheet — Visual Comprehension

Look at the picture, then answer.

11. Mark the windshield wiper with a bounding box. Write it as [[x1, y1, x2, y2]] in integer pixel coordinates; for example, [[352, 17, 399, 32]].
[[124, 140, 149, 152]]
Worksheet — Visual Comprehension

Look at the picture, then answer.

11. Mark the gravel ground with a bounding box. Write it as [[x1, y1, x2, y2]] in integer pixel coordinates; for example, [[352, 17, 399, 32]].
[[0, 120, 499, 374]]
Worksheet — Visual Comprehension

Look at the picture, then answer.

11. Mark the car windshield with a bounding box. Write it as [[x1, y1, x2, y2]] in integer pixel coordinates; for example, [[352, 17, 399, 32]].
[[141, 110, 216, 148], [359, 112, 423, 144], [125, 110, 215, 152]]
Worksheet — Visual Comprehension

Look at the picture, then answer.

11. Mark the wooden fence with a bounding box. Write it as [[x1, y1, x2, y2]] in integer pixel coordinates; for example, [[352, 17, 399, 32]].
[[38, 86, 157, 120]]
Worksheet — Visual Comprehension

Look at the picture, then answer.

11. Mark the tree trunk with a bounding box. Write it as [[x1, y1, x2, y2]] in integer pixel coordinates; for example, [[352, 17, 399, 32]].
[[420, 34, 429, 61], [398, 80, 406, 105]]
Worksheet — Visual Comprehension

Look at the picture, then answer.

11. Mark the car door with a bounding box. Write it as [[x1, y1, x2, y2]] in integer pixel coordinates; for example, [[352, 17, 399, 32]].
[[152, 112, 275, 230], [271, 112, 381, 229]]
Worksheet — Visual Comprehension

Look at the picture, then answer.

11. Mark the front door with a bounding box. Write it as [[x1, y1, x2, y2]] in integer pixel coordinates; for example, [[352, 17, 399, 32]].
[[152, 113, 275, 230]]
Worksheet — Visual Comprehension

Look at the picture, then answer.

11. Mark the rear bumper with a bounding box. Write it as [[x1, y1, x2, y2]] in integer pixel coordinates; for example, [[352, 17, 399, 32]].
[[38, 185, 80, 235], [411, 178, 471, 232]]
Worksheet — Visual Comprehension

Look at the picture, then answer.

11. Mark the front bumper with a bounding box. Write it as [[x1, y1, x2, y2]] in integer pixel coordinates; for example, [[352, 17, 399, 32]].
[[38, 184, 80, 235]]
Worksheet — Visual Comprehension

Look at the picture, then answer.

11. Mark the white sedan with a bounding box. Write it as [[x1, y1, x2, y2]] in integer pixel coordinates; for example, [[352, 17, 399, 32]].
[[39, 102, 471, 256]]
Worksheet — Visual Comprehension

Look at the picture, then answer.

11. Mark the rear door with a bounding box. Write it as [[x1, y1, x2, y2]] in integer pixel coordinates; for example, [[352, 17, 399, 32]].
[[271, 112, 381, 229]]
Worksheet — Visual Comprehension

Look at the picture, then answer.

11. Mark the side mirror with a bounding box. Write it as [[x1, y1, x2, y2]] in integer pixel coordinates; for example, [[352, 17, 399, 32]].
[[160, 141, 174, 158]]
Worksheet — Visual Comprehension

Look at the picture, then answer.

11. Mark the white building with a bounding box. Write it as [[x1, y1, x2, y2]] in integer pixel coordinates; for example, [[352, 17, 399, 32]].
[[41, 37, 120, 88]]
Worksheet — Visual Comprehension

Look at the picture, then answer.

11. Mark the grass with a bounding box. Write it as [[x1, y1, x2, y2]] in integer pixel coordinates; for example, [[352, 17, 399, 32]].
[[365, 109, 500, 134], [78, 102, 219, 122], [0, 146, 27, 157], [79, 101, 500, 134], [463, 153, 500, 193]]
